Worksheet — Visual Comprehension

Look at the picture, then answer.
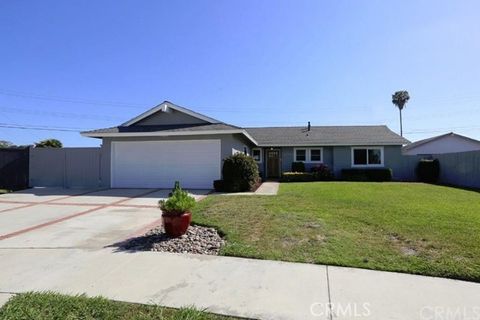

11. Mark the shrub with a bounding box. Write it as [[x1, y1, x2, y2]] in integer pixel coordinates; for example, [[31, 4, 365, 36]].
[[416, 159, 440, 183], [341, 168, 393, 182], [310, 164, 334, 181], [213, 179, 225, 192], [158, 187, 196, 215], [34, 139, 63, 148], [222, 153, 260, 192], [280, 172, 316, 182], [291, 162, 305, 172]]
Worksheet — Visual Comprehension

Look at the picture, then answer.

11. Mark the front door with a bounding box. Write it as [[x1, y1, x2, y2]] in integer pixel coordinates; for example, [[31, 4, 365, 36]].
[[266, 149, 280, 178]]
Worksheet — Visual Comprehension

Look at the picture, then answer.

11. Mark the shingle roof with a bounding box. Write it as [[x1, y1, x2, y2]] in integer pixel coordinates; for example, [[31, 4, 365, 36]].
[[245, 125, 409, 146], [81, 101, 408, 146]]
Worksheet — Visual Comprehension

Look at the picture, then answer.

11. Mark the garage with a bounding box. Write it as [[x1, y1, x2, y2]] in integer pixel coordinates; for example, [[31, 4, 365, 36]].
[[111, 140, 221, 189]]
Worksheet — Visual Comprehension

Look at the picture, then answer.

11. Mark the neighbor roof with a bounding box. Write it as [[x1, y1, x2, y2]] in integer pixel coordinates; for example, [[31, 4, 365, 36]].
[[402, 132, 480, 151], [245, 125, 410, 146]]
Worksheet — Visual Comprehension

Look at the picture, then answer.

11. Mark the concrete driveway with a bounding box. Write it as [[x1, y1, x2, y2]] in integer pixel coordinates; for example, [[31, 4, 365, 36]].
[[1, 188, 479, 320], [0, 188, 209, 249]]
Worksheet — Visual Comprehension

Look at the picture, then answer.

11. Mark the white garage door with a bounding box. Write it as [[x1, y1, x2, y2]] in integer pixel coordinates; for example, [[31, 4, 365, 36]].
[[111, 140, 221, 189]]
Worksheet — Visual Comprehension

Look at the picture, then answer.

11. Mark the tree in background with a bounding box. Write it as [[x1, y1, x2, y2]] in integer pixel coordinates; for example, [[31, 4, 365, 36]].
[[0, 140, 14, 148], [35, 139, 63, 148], [391, 90, 410, 137]]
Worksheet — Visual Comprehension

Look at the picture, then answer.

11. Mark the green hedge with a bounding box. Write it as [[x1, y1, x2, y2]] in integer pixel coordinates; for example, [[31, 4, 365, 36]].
[[280, 172, 316, 182], [282, 164, 334, 182], [416, 159, 440, 183], [291, 162, 305, 172], [341, 168, 393, 182], [215, 153, 260, 192]]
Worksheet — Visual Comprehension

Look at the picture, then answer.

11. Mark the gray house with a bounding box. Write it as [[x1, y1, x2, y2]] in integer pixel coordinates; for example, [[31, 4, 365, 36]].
[[82, 101, 409, 189]]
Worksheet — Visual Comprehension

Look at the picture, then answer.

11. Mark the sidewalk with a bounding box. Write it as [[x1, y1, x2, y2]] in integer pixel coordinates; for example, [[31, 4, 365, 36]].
[[0, 248, 478, 319]]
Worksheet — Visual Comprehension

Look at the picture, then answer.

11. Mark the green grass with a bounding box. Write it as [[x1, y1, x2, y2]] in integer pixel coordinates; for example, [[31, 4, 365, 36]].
[[193, 182, 480, 282], [0, 189, 10, 195], [0, 292, 236, 320]]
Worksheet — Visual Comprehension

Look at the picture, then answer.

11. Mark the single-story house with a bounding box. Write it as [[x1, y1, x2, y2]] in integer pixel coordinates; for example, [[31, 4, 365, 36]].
[[82, 101, 409, 189], [402, 132, 480, 156]]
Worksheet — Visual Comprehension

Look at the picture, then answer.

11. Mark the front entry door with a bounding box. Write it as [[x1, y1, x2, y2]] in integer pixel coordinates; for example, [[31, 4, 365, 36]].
[[266, 149, 280, 178]]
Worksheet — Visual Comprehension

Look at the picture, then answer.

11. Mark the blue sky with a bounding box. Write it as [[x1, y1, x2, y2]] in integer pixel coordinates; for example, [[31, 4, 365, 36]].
[[1, 0, 479, 147]]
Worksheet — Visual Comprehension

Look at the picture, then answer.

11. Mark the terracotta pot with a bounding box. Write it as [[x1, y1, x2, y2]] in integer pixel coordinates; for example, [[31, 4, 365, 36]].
[[162, 211, 192, 237]]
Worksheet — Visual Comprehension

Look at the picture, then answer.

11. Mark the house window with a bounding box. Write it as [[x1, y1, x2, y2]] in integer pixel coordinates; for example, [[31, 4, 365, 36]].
[[252, 148, 262, 163], [310, 149, 322, 162], [294, 148, 323, 162], [295, 149, 306, 162], [352, 147, 384, 166]]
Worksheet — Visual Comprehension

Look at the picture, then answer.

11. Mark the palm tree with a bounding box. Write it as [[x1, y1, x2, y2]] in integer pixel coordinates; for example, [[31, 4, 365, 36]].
[[392, 90, 410, 136]]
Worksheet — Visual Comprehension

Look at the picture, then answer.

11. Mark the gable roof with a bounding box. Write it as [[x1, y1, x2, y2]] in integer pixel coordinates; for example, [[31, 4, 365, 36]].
[[122, 101, 222, 126], [245, 125, 409, 146], [402, 132, 480, 151], [81, 101, 408, 146]]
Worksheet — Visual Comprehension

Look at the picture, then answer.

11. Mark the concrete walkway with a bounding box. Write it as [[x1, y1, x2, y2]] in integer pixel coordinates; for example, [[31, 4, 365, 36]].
[[254, 181, 279, 195], [1, 248, 479, 319], [214, 181, 280, 196]]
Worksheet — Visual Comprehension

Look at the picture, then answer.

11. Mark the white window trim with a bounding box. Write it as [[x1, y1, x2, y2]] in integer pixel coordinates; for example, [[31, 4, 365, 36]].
[[294, 147, 323, 163], [308, 148, 323, 163], [252, 148, 263, 163], [294, 148, 307, 162], [351, 146, 384, 167]]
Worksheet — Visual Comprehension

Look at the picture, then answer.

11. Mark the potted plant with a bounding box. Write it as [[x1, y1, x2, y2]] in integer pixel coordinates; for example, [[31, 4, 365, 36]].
[[159, 185, 196, 237]]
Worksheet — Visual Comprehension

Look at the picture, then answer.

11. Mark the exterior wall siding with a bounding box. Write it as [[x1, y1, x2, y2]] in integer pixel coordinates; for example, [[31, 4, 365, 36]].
[[28, 142, 480, 189], [134, 109, 208, 126], [332, 146, 351, 177], [100, 133, 254, 187], [331, 145, 406, 180]]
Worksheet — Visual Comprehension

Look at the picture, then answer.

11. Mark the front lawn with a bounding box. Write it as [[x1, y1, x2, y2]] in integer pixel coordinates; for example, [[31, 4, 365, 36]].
[[193, 182, 480, 282], [0, 292, 236, 320]]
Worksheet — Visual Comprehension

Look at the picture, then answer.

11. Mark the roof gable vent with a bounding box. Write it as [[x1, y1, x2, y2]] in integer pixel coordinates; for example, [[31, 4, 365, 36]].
[[160, 104, 172, 113]]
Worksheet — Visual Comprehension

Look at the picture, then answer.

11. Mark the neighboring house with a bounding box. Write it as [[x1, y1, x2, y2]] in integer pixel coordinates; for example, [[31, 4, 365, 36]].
[[82, 101, 409, 188], [402, 132, 480, 156]]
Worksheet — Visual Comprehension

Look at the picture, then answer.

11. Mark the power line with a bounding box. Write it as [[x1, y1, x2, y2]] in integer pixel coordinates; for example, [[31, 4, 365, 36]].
[[0, 106, 123, 121], [0, 89, 145, 109], [0, 123, 88, 132], [0, 88, 374, 112]]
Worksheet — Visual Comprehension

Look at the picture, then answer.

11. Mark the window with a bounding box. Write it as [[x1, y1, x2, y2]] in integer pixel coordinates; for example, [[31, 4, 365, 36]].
[[310, 149, 322, 162], [252, 148, 262, 163], [295, 149, 306, 162], [294, 148, 323, 162], [352, 147, 384, 167]]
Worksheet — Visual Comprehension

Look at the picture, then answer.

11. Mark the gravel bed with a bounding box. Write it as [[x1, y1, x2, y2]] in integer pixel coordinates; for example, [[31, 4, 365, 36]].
[[120, 225, 225, 255]]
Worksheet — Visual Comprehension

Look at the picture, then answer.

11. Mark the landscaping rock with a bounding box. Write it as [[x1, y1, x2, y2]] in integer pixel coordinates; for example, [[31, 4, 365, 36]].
[[120, 225, 225, 255]]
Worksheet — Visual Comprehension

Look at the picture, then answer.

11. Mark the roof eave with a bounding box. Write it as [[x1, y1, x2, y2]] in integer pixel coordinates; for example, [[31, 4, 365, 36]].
[[80, 129, 258, 145], [255, 142, 408, 147]]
